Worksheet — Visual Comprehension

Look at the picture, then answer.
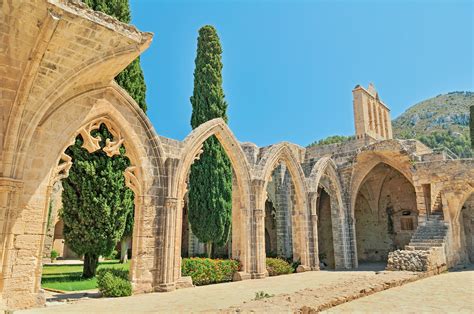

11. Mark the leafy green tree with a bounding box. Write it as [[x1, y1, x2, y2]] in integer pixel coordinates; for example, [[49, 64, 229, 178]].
[[71, 0, 145, 269], [61, 125, 134, 278], [418, 130, 472, 158], [84, 0, 147, 112], [308, 135, 354, 147], [188, 25, 232, 257]]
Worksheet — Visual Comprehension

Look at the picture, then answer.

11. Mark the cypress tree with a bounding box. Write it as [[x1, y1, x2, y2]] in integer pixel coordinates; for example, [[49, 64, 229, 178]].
[[188, 26, 233, 257], [61, 125, 134, 278], [84, 0, 147, 112], [63, 0, 145, 272]]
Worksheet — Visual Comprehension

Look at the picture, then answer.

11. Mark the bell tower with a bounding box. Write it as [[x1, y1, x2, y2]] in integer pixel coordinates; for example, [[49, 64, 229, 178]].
[[353, 83, 393, 140]]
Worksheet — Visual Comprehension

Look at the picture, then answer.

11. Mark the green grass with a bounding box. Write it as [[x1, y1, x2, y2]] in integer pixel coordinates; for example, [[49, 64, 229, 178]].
[[41, 260, 130, 291]]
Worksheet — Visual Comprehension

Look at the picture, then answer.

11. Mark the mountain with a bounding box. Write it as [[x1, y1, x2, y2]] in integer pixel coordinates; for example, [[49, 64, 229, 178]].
[[308, 91, 473, 158], [393, 91, 473, 158]]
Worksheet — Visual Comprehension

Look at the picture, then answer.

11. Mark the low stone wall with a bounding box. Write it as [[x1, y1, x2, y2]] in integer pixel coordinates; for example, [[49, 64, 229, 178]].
[[386, 248, 447, 272]]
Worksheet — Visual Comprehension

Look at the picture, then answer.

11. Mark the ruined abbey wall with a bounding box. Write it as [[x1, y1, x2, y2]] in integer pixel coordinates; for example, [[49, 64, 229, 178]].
[[0, 0, 472, 310]]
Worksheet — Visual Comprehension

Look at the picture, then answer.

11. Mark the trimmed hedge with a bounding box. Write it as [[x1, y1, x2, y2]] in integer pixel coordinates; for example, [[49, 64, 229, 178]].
[[181, 258, 240, 286], [96, 268, 132, 297], [266, 257, 293, 276]]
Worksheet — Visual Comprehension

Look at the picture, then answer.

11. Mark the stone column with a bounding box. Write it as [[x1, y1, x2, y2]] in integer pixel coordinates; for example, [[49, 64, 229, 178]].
[[339, 166, 358, 268], [0, 177, 45, 309], [308, 192, 320, 270], [310, 213, 320, 270], [253, 208, 266, 278], [156, 196, 178, 292], [252, 179, 267, 279]]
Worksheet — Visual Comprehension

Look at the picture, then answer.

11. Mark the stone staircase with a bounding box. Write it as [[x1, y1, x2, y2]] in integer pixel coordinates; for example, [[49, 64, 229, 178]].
[[407, 213, 448, 251]]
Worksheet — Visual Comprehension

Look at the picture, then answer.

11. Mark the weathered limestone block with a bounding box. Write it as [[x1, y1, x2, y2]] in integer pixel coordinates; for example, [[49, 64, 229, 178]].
[[386, 248, 447, 272]]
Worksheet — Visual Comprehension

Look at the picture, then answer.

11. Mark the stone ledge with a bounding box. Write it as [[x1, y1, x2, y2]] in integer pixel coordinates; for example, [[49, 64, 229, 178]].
[[176, 276, 194, 289], [233, 271, 252, 281]]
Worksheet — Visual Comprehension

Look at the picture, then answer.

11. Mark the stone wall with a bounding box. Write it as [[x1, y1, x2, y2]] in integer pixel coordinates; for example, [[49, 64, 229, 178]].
[[1, 0, 472, 310], [386, 248, 447, 272]]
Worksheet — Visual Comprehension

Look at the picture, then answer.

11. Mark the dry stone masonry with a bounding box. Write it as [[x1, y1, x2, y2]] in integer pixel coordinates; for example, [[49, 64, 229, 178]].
[[0, 0, 472, 310], [386, 248, 447, 272]]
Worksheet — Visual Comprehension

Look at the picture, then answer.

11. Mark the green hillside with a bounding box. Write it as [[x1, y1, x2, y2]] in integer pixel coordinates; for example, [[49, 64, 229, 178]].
[[309, 91, 473, 158], [393, 91, 473, 158]]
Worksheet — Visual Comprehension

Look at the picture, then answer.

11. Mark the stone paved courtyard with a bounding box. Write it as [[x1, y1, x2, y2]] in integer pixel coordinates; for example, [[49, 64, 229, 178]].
[[18, 265, 469, 313], [325, 265, 474, 313]]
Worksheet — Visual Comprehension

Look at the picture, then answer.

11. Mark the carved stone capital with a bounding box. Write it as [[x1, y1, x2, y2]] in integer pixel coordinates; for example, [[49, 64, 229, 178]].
[[253, 208, 264, 218], [0, 177, 24, 191], [164, 197, 179, 210]]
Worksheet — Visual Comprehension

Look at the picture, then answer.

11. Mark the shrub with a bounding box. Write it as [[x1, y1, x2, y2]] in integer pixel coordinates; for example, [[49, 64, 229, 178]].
[[266, 258, 293, 276], [50, 250, 59, 262], [290, 259, 301, 273], [254, 291, 274, 300], [96, 268, 132, 297], [105, 249, 119, 260], [181, 258, 240, 286]]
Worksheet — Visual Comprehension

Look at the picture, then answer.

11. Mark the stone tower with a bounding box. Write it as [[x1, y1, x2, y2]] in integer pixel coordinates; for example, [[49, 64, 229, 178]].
[[353, 83, 393, 140]]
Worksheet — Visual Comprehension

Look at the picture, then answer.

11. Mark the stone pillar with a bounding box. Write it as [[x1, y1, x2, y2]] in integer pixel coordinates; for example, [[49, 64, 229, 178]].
[[41, 182, 62, 264], [339, 166, 358, 268], [253, 208, 266, 278], [310, 213, 319, 269], [252, 179, 267, 279], [188, 227, 205, 257], [0, 177, 45, 309], [308, 192, 320, 270], [156, 196, 178, 292]]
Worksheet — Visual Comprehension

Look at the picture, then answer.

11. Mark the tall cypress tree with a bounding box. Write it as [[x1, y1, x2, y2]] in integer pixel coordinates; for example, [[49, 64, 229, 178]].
[[60, 0, 144, 277], [84, 0, 147, 112], [61, 126, 133, 278], [188, 26, 233, 257]]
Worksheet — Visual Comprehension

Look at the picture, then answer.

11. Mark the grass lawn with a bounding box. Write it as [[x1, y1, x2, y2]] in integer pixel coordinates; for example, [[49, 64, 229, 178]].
[[41, 260, 130, 291]]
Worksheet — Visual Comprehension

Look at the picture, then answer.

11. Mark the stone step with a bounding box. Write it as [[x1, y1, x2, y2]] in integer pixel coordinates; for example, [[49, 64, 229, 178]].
[[414, 230, 447, 234], [422, 224, 448, 228], [408, 242, 443, 247], [410, 238, 444, 243], [419, 223, 447, 227], [409, 246, 432, 251], [421, 223, 448, 227], [413, 233, 446, 237], [411, 237, 445, 241]]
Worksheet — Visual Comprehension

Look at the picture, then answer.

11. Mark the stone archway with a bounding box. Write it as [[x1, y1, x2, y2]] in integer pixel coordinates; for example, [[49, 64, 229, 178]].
[[169, 118, 253, 283], [0, 85, 165, 308], [353, 162, 417, 264], [317, 187, 334, 268], [256, 144, 310, 273], [307, 157, 349, 270]]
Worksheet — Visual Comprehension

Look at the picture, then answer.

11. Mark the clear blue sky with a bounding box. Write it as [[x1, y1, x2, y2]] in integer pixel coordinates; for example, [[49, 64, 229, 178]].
[[130, 0, 473, 147]]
